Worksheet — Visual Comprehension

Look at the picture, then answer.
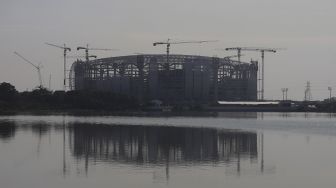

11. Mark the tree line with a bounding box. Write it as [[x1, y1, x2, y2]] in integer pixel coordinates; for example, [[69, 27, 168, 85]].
[[0, 82, 140, 113], [1, 82, 336, 113]]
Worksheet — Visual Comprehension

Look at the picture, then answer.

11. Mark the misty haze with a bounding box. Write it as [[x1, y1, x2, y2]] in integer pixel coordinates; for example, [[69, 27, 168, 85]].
[[1, 0, 336, 188]]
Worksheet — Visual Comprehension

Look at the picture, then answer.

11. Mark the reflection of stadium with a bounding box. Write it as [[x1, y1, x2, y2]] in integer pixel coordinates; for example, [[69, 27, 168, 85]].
[[69, 124, 260, 179], [0, 119, 269, 180]]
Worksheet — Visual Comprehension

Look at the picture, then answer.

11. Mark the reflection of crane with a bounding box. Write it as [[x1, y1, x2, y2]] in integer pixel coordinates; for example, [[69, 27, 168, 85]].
[[77, 44, 118, 62], [153, 39, 217, 65], [45, 43, 71, 91], [14, 52, 43, 88], [225, 47, 280, 100]]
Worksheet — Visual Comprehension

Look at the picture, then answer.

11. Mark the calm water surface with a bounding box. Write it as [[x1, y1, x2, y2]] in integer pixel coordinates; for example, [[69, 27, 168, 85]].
[[0, 112, 336, 188]]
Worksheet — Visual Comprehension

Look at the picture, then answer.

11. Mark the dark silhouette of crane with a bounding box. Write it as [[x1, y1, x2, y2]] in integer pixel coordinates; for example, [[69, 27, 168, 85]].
[[223, 54, 245, 61], [225, 47, 280, 100], [66, 55, 97, 59], [45, 43, 71, 91], [215, 49, 244, 61], [153, 39, 217, 65], [14, 52, 43, 88], [77, 44, 118, 62]]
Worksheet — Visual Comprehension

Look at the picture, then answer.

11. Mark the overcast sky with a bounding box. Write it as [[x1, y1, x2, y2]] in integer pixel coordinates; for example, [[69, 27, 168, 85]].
[[1, 0, 335, 100]]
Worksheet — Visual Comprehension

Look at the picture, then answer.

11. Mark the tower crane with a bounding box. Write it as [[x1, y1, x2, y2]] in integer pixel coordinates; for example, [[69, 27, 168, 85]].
[[153, 39, 217, 65], [223, 54, 244, 61], [77, 44, 118, 62], [223, 54, 245, 61], [45, 43, 71, 91], [215, 49, 244, 61], [225, 47, 244, 63], [14, 52, 43, 88], [66, 55, 97, 59], [225, 47, 280, 101]]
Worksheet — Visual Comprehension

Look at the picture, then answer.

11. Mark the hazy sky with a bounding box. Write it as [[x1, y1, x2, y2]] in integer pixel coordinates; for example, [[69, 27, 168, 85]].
[[1, 0, 335, 100]]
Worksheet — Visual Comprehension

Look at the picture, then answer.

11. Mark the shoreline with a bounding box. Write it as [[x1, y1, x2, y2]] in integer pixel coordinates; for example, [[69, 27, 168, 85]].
[[1, 108, 334, 117]]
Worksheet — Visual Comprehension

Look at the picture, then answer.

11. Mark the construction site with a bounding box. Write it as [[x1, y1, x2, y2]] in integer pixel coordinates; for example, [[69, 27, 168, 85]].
[[65, 41, 283, 106], [12, 40, 284, 107], [69, 54, 258, 105], [7, 42, 334, 112]]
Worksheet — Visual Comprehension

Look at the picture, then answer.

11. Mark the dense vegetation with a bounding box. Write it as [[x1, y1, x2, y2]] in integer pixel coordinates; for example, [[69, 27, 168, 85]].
[[1, 82, 336, 114], [0, 82, 140, 114]]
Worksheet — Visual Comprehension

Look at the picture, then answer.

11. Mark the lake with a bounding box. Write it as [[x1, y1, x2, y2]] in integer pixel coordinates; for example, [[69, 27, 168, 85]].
[[0, 112, 336, 188]]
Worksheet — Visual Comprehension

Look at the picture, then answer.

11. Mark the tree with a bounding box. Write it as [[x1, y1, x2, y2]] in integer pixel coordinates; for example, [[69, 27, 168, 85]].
[[0, 82, 18, 102]]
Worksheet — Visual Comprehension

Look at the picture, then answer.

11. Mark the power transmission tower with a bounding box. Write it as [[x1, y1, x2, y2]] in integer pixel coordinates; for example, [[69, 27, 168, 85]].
[[328, 87, 332, 102], [304, 81, 312, 101], [285, 88, 288, 100], [49, 74, 51, 90], [281, 88, 286, 101]]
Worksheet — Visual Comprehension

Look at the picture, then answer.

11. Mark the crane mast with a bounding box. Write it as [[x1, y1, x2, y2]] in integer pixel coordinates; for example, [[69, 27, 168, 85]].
[[225, 47, 279, 101], [66, 55, 97, 59], [45, 43, 71, 91], [223, 54, 244, 61], [153, 39, 217, 68], [214, 49, 244, 61], [14, 52, 43, 88], [77, 44, 118, 62]]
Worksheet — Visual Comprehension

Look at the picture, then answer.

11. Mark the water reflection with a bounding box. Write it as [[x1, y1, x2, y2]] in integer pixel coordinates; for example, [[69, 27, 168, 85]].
[[31, 122, 51, 136], [0, 121, 16, 140], [69, 124, 260, 178], [2, 115, 336, 188], [0, 117, 271, 182]]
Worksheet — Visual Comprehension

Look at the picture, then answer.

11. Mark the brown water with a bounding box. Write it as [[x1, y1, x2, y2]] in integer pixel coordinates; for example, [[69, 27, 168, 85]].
[[0, 113, 336, 188]]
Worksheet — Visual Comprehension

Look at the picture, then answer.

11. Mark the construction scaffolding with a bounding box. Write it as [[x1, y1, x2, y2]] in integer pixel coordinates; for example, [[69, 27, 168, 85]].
[[69, 54, 258, 104]]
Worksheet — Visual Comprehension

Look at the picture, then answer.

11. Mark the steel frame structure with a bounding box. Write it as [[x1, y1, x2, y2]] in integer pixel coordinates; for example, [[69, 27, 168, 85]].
[[70, 54, 258, 104]]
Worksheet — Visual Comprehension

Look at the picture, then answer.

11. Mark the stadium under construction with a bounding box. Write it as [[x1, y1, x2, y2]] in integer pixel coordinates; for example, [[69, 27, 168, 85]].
[[69, 54, 258, 105]]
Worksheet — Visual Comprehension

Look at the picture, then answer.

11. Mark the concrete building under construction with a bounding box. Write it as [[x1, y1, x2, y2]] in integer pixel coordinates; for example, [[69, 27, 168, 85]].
[[69, 54, 258, 104]]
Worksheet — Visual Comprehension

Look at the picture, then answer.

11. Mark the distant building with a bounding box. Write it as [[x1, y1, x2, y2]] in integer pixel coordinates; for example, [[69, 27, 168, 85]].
[[69, 54, 258, 104]]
